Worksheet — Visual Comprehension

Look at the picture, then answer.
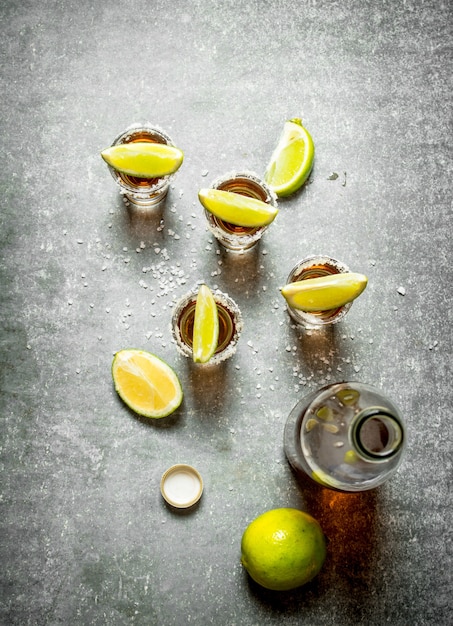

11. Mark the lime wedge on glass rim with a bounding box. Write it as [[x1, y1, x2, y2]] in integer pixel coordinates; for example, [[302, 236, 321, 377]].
[[198, 188, 278, 228], [192, 284, 219, 363], [264, 118, 314, 197], [281, 273, 368, 312], [101, 142, 184, 178]]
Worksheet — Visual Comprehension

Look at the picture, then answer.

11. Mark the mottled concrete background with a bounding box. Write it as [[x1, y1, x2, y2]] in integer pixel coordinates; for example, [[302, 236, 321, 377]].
[[1, 1, 451, 624]]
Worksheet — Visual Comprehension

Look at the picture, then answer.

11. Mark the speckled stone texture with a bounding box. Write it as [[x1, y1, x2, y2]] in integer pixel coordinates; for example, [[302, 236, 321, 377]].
[[1, 1, 452, 624]]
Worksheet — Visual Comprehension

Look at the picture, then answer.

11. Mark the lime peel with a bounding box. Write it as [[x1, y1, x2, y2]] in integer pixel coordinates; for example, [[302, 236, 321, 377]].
[[198, 188, 278, 228], [281, 272, 368, 312], [101, 142, 184, 178], [264, 118, 315, 197], [192, 285, 219, 364], [241, 508, 326, 591]]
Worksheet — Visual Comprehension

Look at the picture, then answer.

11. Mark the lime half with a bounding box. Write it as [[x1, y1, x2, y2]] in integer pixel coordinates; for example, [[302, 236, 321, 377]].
[[264, 118, 314, 197], [192, 285, 219, 363], [112, 349, 183, 418], [101, 142, 184, 178], [198, 188, 278, 228], [281, 272, 368, 312]]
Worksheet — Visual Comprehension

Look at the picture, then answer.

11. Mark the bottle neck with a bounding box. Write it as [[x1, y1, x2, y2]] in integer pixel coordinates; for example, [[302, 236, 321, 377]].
[[352, 408, 405, 462]]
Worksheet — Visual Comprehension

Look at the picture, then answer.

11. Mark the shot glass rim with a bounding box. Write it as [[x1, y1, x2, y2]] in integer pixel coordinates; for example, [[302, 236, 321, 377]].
[[209, 169, 278, 207], [171, 286, 243, 365]]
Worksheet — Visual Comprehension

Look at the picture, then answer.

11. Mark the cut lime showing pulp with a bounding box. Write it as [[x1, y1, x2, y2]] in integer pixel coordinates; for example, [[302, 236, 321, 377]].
[[264, 118, 314, 197], [101, 142, 184, 178], [192, 285, 219, 363], [112, 349, 183, 418], [281, 272, 368, 312], [198, 188, 278, 228]]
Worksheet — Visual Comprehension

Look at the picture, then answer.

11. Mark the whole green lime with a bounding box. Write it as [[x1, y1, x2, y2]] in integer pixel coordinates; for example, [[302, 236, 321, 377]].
[[241, 508, 326, 591]]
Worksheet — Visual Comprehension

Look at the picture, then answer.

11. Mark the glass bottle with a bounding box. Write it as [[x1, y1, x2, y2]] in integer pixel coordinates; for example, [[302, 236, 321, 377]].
[[283, 382, 406, 492]]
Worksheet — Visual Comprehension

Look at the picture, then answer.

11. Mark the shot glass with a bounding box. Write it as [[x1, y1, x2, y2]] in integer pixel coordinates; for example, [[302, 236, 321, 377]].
[[171, 287, 243, 365], [285, 255, 352, 328], [106, 123, 177, 208], [203, 171, 278, 252]]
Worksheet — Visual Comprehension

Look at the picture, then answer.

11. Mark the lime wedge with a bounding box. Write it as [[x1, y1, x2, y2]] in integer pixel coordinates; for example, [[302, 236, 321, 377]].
[[264, 118, 314, 197], [198, 188, 278, 228], [192, 285, 219, 363], [101, 142, 184, 178], [281, 273, 368, 312], [112, 349, 183, 418]]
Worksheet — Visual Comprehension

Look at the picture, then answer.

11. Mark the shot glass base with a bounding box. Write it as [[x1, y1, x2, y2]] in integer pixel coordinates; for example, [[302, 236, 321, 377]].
[[205, 214, 264, 252], [121, 186, 169, 209]]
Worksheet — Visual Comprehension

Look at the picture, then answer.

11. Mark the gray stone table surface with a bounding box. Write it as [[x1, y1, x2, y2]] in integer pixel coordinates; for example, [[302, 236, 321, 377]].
[[1, 1, 452, 625]]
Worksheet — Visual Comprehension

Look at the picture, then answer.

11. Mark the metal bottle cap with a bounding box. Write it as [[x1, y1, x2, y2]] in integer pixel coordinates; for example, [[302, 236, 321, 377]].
[[160, 464, 203, 508]]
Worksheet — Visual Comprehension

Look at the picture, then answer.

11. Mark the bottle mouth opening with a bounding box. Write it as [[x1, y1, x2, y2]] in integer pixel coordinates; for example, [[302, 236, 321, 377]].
[[352, 408, 404, 461]]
